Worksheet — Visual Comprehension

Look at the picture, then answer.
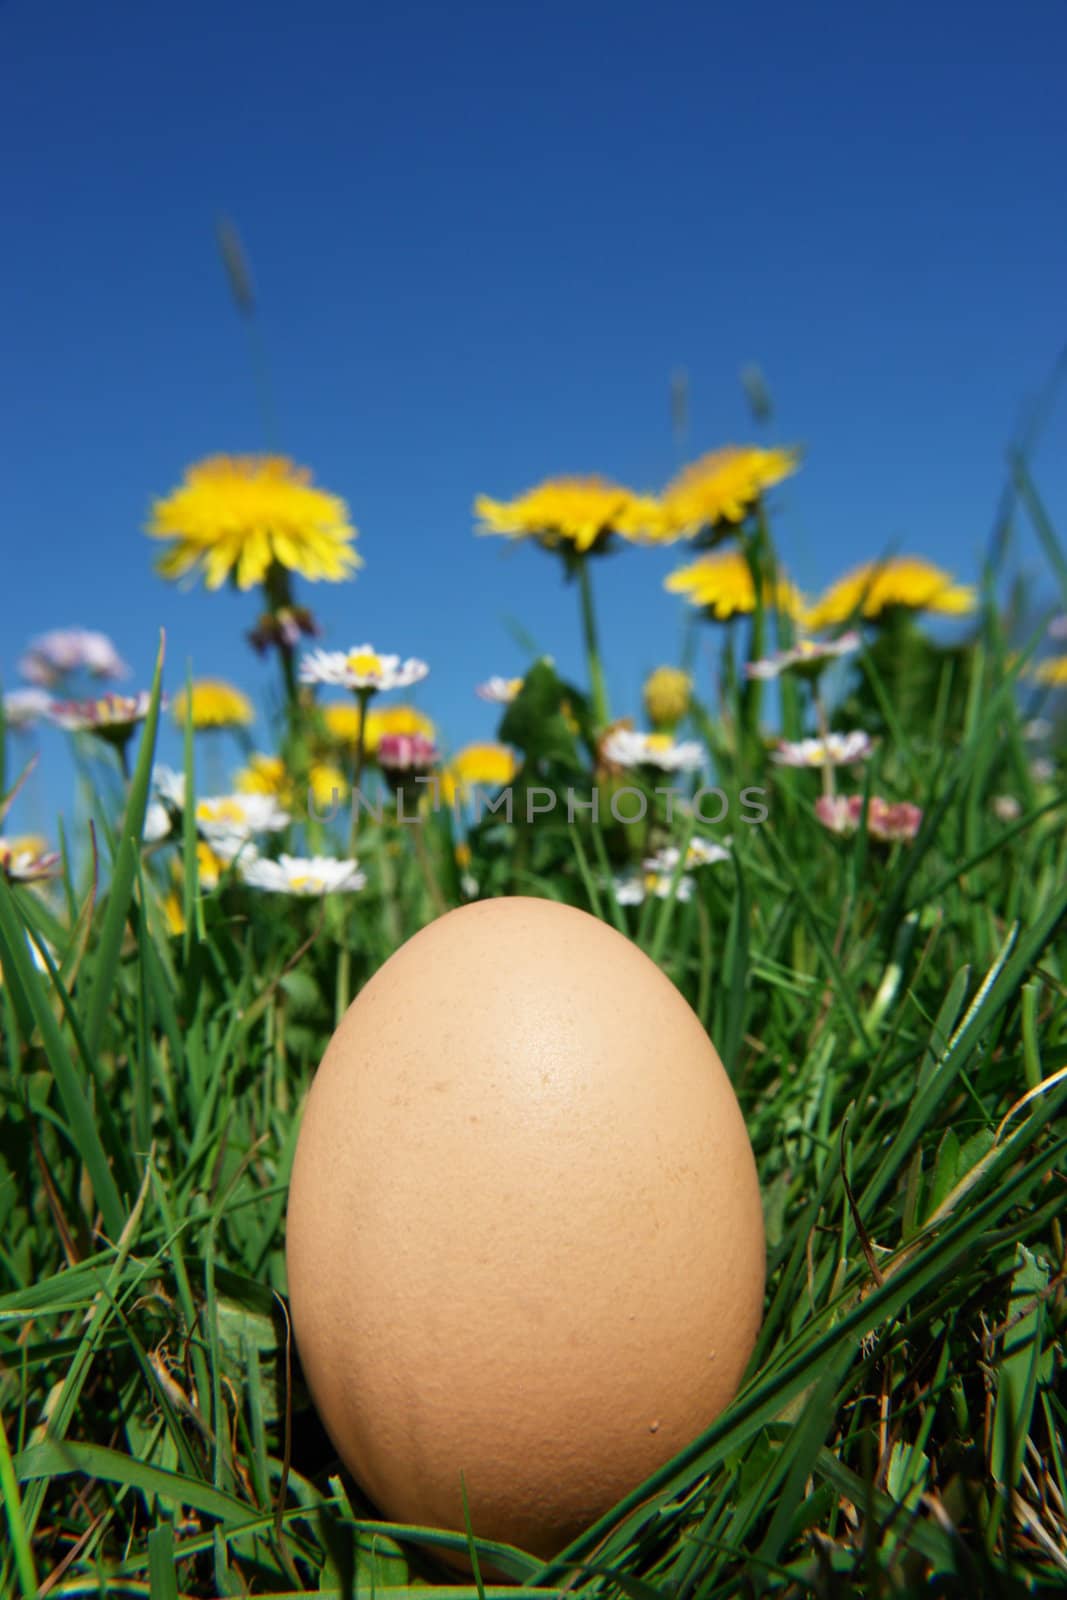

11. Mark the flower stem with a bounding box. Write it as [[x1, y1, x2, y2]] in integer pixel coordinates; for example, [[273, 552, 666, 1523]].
[[263, 563, 300, 732], [814, 686, 835, 801], [577, 556, 609, 729], [413, 814, 448, 917], [348, 689, 371, 856], [278, 643, 299, 722], [740, 524, 766, 750], [379, 827, 403, 949], [680, 609, 700, 676], [336, 688, 372, 1023]]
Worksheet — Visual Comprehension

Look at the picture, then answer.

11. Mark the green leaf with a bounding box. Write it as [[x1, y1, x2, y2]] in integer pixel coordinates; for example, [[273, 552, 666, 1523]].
[[0, 876, 125, 1240], [15, 1438, 253, 1526], [927, 1127, 961, 1218], [991, 1245, 1052, 1496], [0, 1399, 39, 1598], [499, 659, 583, 767], [148, 1523, 180, 1600]]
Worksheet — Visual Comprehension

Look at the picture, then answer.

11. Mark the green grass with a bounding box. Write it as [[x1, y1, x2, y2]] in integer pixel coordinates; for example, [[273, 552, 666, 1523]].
[[1, 529, 1066, 1598]]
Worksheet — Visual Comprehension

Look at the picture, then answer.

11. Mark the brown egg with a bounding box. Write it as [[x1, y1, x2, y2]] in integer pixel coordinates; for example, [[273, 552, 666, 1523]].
[[286, 896, 764, 1559]]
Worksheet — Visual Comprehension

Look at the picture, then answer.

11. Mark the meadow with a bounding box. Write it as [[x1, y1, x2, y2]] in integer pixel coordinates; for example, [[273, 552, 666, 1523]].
[[0, 431, 1065, 1599]]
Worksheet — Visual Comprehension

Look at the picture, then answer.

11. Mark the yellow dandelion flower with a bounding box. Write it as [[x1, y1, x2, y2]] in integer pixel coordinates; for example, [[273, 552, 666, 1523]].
[[614, 494, 672, 542], [804, 557, 976, 630], [236, 752, 347, 809], [148, 455, 361, 592], [441, 742, 519, 805], [642, 667, 692, 729], [163, 842, 226, 930], [474, 476, 655, 555], [647, 445, 800, 544], [196, 842, 226, 890], [1033, 655, 1067, 688], [172, 679, 255, 731], [374, 705, 436, 740], [321, 703, 362, 744], [162, 890, 186, 936], [309, 762, 348, 808], [236, 753, 290, 801], [321, 701, 436, 757], [665, 549, 804, 620]]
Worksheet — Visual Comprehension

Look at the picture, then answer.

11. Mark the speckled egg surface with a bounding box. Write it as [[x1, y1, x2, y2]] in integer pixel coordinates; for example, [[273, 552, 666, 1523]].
[[285, 896, 765, 1558]]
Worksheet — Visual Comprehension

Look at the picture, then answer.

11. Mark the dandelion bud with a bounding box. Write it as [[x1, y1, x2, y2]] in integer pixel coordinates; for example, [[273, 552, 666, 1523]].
[[642, 667, 692, 731]]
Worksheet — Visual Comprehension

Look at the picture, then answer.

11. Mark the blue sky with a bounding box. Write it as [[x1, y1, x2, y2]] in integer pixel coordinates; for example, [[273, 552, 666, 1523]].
[[3, 0, 1067, 825]]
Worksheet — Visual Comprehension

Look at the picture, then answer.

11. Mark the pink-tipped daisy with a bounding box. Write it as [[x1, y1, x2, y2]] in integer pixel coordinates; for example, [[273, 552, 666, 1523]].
[[50, 692, 156, 747], [0, 835, 61, 883], [377, 733, 439, 774], [815, 794, 922, 843]]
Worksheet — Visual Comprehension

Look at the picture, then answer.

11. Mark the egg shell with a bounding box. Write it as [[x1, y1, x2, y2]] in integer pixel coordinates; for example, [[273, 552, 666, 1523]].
[[286, 895, 765, 1559]]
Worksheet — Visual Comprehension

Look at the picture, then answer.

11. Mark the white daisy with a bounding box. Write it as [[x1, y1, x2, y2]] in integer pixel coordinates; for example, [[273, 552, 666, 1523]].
[[151, 770, 289, 858], [476, 676, 523, 703], [143, 801, 173, 844], [992, 795, 1022, 823], [152, 765, 187, 809], [298, 645, 429, 693], [771, 731, 874, 768], [646, 837, 731, 873], [194, 795, 290, 860], [745, 631, 860, 681], [239, 854, 366, 895], [3, 688, 53, 729], [601, 728, 705, 772], [613, 869, 696, 906]]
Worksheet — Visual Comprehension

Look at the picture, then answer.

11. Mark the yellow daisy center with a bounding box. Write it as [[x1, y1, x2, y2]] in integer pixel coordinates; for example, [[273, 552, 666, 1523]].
[[196, 798, 246, 825], [347, 650, 383, 677]]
